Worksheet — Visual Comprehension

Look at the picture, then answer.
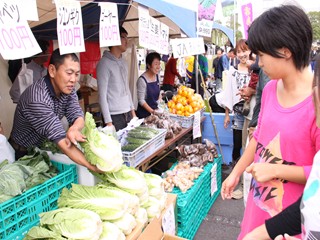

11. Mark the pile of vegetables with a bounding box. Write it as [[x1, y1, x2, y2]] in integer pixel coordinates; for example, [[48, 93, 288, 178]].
[[80, 112, 123, 172], [0, 151, 58, 203], [163, 162, 203, 193], [121, 126, 159, 152], [25, 165, 167, 239], [163, 140, 219, 193], [177, 139, 218, 168], [144, 112, 182, 139]]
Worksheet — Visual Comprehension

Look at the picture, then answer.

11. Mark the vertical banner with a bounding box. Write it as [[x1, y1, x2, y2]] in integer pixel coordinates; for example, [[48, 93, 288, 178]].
[[149, 16, 161, 52], [197, 0, 217, 37], [99, 2, 120, 48], [138, 5, 150, 50], [138, 5, 169, 54], [0, 0, 41, 60], [241, 3, 253, 39], [159, 22, 169, 55], [55, 0, 85, 54]]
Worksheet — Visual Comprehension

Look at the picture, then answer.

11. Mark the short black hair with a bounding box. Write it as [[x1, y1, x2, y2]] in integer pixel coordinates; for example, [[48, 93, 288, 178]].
[[109, 26, 128, 49], [146, 52, 161, 69], [49, 48, 79, 70], [204, 44, 208, 53], [120, 26, 128, 35], [247, 5, 312, 70]]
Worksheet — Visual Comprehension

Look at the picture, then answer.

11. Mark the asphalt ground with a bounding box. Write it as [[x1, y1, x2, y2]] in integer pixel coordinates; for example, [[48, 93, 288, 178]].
[[194, 167, 245, 240]]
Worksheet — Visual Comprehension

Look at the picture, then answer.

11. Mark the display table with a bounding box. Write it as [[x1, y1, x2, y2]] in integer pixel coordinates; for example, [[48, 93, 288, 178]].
[[136, 116, 205, 172]]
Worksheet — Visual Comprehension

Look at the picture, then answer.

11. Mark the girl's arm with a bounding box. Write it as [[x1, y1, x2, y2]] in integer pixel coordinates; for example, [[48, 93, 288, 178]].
[[246, 162, 307, 184]]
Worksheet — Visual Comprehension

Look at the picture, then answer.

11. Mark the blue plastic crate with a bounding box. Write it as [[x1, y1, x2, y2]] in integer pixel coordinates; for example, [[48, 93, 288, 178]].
[[202, 113, 234, 165], [0, 161, 77, 240]]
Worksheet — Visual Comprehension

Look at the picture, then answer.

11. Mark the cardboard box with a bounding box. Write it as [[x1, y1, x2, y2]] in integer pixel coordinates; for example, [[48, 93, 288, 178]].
[[138, 194, 186, 240], [126, 222, 145, 240]]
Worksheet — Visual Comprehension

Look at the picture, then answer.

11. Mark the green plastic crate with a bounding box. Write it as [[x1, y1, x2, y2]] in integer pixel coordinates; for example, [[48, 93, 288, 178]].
[[0, 161, 77, 240]]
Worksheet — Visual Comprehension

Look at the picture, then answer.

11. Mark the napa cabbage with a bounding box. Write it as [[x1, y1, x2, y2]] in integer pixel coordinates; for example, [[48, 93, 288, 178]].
[[27, 208, 103, 240], [58, 184, 128, 220], [99, 222, 125, 240], [109, 212, 137, 236], [81, 112, 123, 172], [93, 165, 148, 194]]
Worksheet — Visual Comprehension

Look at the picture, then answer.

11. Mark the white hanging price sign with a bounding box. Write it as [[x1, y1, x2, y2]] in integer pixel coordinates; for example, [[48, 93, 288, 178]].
[[0, 0, 41, 60], [162, 203, 176, 235], [55, 0, 85, 54], [99, 2, 120, 48], [211, 163, 218, 196], [193, 110, 201, 139]]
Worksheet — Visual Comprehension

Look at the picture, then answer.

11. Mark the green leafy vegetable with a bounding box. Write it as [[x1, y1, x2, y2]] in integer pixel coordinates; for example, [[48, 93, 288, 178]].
[[93, 165, 148, 194], [81, 112, 123, 172], [38, 208, 102, 240], [58, 184, 129, 220], [99, 222, 125, 240]]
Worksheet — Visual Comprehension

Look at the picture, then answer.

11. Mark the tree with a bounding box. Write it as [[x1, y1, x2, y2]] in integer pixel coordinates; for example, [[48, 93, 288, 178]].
[[308, 11, 320, 41]]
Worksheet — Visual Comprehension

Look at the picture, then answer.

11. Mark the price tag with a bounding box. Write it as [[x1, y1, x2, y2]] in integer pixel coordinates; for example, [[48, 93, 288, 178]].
[[162, 203, 175, 235], [193, 110, 201, 139], [211, 163, 217, 196]]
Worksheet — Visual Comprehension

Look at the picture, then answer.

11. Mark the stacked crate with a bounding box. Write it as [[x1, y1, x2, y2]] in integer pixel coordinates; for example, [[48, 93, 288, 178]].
[[0, 161, 77, 240], [170, 156, 222, 239]]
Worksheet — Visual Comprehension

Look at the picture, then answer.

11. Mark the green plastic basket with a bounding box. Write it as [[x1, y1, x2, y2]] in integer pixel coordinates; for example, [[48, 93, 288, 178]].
[[0, 161, 77, 240], [173, 156, 222, 240]]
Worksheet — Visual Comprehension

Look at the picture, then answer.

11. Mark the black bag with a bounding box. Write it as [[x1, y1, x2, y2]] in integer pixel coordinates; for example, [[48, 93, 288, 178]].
[[233, 101, 245, 114]]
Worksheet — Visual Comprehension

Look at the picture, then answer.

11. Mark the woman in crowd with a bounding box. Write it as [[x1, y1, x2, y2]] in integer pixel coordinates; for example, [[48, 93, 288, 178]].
[[215, 39, 252, 167], [221, 5, 320, 239], [136, 52, 161, 118]]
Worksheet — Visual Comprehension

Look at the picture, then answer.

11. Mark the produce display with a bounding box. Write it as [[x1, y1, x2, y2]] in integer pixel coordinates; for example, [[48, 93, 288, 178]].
[[163, 140, 218, 192], [167, 86, 205, 116], [144, 112, 182, 139], [25, 164, 167, 239], [121, 126, 159, 152], [0, 151, 58, 203]]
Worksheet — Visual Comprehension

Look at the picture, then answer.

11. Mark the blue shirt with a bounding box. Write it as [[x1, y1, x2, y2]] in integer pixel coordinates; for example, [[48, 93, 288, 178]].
[[10, 76, 83, 147]]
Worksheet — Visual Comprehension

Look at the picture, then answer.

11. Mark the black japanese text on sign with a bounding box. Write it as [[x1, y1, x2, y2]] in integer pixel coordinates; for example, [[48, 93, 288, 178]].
[[0, 3, 34, 51], [57, 6, 82, 47]]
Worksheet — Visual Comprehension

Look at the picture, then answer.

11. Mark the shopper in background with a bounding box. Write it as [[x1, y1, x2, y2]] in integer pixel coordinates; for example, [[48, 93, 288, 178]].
[[162, 54, 182, 92], [215, 39, 251, 169], [221, 5, 320, 239], [214, 48, 236, 91], [136, 52, 161, 118], [8, 49, 101, 173], [96, 26, 136, 131]]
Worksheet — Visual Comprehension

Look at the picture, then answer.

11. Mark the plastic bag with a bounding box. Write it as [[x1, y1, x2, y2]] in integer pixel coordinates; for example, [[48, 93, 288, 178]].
[[9, 61, 33, 103], [0, 135, 15, 164]]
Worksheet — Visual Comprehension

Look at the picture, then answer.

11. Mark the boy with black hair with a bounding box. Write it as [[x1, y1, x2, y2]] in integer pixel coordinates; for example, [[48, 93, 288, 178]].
[[97, 26, 136, 131]]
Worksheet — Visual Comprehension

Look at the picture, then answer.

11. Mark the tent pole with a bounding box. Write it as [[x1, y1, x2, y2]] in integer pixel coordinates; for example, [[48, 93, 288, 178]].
[[196, 59, 225, 163]]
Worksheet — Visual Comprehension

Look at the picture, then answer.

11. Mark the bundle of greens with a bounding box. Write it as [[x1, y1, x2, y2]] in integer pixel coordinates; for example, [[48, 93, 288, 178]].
[[0, 151, 57, 203]]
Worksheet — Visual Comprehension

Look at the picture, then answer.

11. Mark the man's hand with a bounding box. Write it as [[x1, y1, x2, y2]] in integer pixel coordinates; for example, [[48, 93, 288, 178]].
[[66, 126, 86, 146]]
